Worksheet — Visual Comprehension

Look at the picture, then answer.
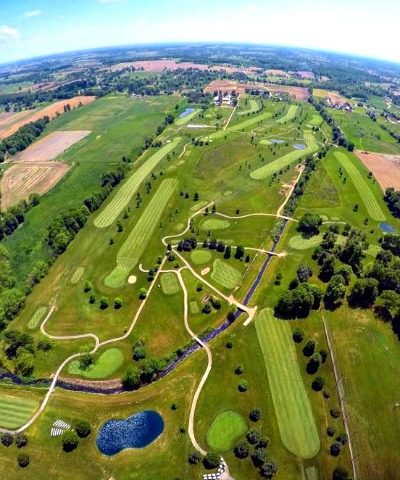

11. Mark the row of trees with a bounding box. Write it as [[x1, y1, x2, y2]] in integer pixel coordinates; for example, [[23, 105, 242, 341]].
[[384, 187, 400, 218]]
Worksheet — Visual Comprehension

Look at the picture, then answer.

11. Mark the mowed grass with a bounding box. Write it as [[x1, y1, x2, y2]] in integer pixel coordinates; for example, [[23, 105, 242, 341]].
[[0, 395, 39, 429], [206, 411, 247, 452], [28, 306, 47, 330], [211, 259, 242, 290], [277, 104, 298, 124], [237, 99, 259, 116], [190, 249, 212, 265], [200, 218, 230, 230], [255, 309, 320, 459], [160, 272, 180, 295], [334, 151, 386, 221], [67, 347, 124, 379], [175, 109, 200, 125], [105, 178, 178, 286], [250, 132, 318, 180], [95, 137, 181, 228]]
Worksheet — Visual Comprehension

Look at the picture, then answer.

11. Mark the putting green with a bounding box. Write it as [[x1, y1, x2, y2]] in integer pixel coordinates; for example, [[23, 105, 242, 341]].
[[190, 249, 212, 265], [160, 272, 180, 295], [211, 259, 242, 289], [68, 348, 124, 379], [255, 309, 320, 459], [200, 218, 230, 231], [277, 104, 298, 124], [309, 114, 322, 126], [289, 234, 323, 250], [0, 395, 39, 429], [28, 306, 47, 330], [206, 411, 247, 451], [104, 265, 130, 288]]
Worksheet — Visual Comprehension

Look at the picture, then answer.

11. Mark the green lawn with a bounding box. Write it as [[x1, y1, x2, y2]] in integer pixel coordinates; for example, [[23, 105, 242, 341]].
[[206, 411, 248, 451], [67, 347, 124, 379], [200, 218, 230, 230], [190, 249, 212, 265], [237, 99, 259, 116], [255, 308, 320, 459], [211, 259, 242, 290], [0, 395, 39, 429], [277, 104, 298, 124], [160, 272, 180, 295]]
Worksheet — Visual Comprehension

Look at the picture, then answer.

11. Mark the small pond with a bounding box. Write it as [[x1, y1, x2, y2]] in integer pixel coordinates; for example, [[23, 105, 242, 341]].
[[97, 410, 164, 456], [379, 222, 396, 233], [294, 143, 306, 150], [179, 107, 195, 119]]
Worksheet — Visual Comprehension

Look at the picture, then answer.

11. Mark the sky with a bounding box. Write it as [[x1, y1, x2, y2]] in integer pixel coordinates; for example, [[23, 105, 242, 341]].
[[0, 0, 400, 64]]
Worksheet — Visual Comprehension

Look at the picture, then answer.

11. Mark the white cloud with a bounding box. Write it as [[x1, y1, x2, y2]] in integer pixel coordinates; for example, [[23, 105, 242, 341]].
[[0, 25, 20, 46], [24, 10, 42, 17]]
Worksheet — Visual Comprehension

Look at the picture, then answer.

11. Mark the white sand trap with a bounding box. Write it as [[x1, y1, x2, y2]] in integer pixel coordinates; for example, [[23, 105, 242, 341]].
[[128, 275, 137, 284], [201, 267, 210, 276]]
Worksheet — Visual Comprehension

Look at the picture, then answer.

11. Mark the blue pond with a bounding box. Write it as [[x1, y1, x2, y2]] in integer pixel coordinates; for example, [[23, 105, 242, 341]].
[[97, 410, 164, 456], [294, 143, 306, 150], [380, 222, 397, 233], [271, 139, 285, 144], [179, 107, 195, 119]]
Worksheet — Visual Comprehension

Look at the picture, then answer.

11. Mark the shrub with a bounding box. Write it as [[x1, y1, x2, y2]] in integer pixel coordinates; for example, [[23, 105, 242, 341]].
[[249, 409, 261, 422], [327, 426, 336, 437], [235, 364, 244, 375], [336, 433, 348, 445], [332, 466, 351, 480], [246, 429, 261, 445], [234, 442, 249, 459], [238, 379, 249, 392], [1, 432, 13, 447], [188, 452, 200, 464], [226, 341, 233, 349], [330, 408, 340, 419], [84, 281, 92, 293], [203, 452, 220, 469], [62, 430, 79, 452], [15, 433, 28, 448], [17, 453, 30, 468], [251, 446, 267, 467], [330, 442, 342, 456], [76, 420, 91, 438]]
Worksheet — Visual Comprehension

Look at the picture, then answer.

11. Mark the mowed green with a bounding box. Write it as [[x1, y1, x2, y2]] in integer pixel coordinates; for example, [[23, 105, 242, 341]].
[[207, 110, 273, 141], [175, 109, 200, 125], [105, 178, 178, 287], [255, 309, 320, 459], [211, 259, 242, 289], [95, 137, 181, 228], [250, 132, 318, 180], [0, 395, 39, 429], [277, 104, 298, 124], [334, 151, 386, 221], [67, 347, 124, 379], [28, 306, 47, 330], [200, 218, 230, 230], [160, 272, 180, 295], [206, 411, 247, 451], [190, 249, 212, 265], [237, 99, 259, 116]]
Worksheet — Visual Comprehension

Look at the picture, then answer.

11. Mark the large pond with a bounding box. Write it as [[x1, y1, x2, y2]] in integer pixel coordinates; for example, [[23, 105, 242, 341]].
[[179, 107, 195, 119], [97, 410, 164, 456]]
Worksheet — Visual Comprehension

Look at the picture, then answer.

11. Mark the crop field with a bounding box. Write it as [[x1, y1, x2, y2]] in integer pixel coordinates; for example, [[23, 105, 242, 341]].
[[206, 411, 247, 451], [105, 178, 178, 287], [68, 348, 124, 379], [255, 309, 320, 459], [1, 161, 70, 209], [313, 89, 348, 105], [355, 150, 400, 190], [335, 151, 386, 221], [28, 305, 47, 330], [0, 395, 39, 429], [250, 132, 318, 179], [277, 104, 298, 123], [210, 258, 242, 289], [95, 137, 181, 228], [160, 272, 180, 295], [14, 130, 91, 162]]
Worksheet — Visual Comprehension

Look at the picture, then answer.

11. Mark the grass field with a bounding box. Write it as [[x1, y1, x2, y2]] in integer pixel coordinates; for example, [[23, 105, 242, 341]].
[[175, 109, 201, 125], [95, 137, 181, 228], [0, 395, 39, 429], [277, 104, 298, 124], [255, 309, 320, 459], [237, 99, 259, 116], [28, 306, 47, 330], [160, 272, 180, 295], [200, 218, 230, 230], [250, 132, 318, 180], [190, 249, 212, 265], [334, 151, 386, 221], [105, 178, 178, 287], [67, 347, 124, 379], [206, 411, 247, 451], [211, 259, 242, 289]]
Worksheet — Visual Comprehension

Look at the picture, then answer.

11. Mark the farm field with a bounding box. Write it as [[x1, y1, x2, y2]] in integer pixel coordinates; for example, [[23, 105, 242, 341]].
[[355, 150, 400, 190]]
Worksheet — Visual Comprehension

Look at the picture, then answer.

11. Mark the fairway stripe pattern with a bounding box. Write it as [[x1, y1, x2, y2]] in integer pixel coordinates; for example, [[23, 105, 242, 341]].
[[334, 151, 386, 221], [0, 397, 39, 429], [277, 104, 298, 124], [95, 137, 181, 228], [255, 309, 320, 459], [250, 132, 318, 180]]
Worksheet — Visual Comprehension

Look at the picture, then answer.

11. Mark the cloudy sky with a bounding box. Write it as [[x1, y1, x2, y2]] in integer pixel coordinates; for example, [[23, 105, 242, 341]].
[[1, 0, 399, 64]]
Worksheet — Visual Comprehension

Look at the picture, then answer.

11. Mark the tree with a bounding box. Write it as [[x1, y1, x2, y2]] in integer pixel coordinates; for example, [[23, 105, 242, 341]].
[[335, 264, 352, 285], [84, 281, 92, 293], [303, 339, 316, 357], [122, 366, 141, 389], [15, 350, 35, 376], [249, 409, 261, 422], [246, 429, 261, 445], [234, 442, 249, 459], [307, 353, 322, 374], [297, 264, 313, 283], [62, 430, 79, 452], [324, 274, 346, 308], [99, 297, 109, 309], [224, 245, 231, 259], [15, 433, 28, 448], [76, 420, 91, 438], [260, 461, 278, 478], [330, 442, 342, 456], [238, 379, 249, 392], [139, 288, 147, 300], [251, 446, 267, 466], [188, 452, 200, 464], [332, 466, 351, 480], [17, 453, 30, 468], [312, 376, 325, 391], [374, 290, 400, 322], [292, 327, 304, 343], [298, 213, 322, 237], [348, 278, 379, 308], [114, 297, 123, 309], [235, 245, 245, 259], [1, 432, 13, 447], [79, 354, 93, 371], [203, 452, 220, 469]]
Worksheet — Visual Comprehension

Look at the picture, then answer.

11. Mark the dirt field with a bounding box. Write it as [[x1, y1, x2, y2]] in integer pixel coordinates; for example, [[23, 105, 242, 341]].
[[296, 70, 314, 79], [1, 161, 70, 209], [0, 96, 95, 139], [0, 109, 38, 131], [14, 130, 91, 162], [265, 69, 289, 77], [204, 79, 309, 101], [313, 89, 348, 105], [110, 59, 209, 72], [355, 150, 400, 190]]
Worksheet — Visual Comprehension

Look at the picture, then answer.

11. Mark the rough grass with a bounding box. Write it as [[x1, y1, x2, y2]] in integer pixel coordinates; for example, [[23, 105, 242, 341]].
[[211, 259, 242, 289], [70, 266, 84, 284], [250, 132, 318, 180], [67, 347, 124, 379], [255, 308, 320, 459], [28, 306, 47, 330], [190, 201, 208, 212], [200, 218, 230, 230], [0, 395, 39, 429], [334, 151, 386, 221], [206, 411, 248, 451], [95, 137, 181, 228], [277, 104, 298, 124], [106, 178, 178, 285], [160, 273, 180, 295], [190, 249, 212, 265]]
